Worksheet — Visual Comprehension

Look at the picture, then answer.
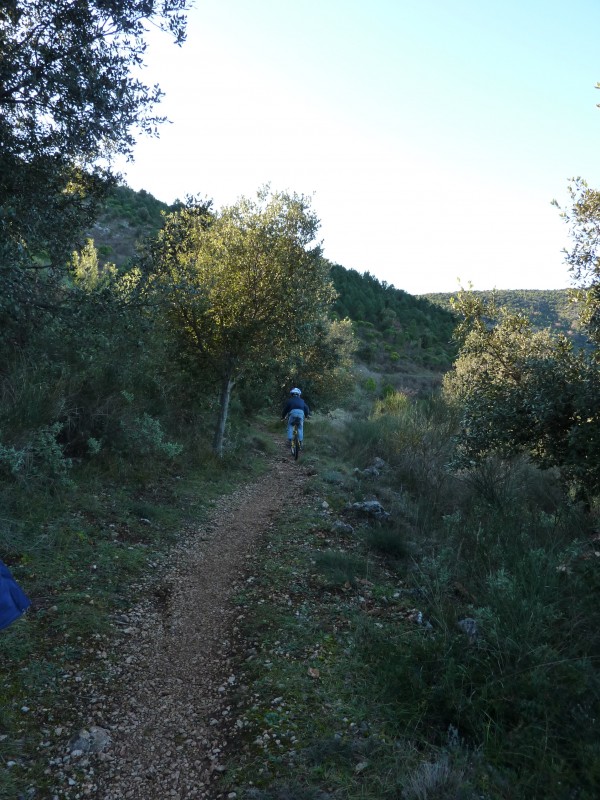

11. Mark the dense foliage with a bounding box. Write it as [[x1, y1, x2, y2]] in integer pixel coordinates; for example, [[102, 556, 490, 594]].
[[142, 189, 343, 454], [0, 0, 198, 503], [555, 177, 600, 350], [443, 178, 600, 503], [424, 288, 582, 342], [0, 0, 189, 342], [330, 264, 457, 368], [443, 292, 600, 499]]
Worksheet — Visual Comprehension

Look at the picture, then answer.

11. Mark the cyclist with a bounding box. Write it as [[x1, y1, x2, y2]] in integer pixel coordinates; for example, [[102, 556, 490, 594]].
[[281, 387, 310, 449]]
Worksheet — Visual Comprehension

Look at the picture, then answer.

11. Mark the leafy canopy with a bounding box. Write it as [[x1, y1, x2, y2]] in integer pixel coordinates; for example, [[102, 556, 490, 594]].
[[0, 0, 189, 337], [444, 291, 600, 499], [554, 177, 600, 350], [146, 189, 335, 374], [1, 0, 188, 164], [144, 188, 337, 453]]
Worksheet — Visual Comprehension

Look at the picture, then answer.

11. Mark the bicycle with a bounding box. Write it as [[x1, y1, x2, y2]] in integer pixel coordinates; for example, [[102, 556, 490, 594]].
[[290, 418, 301, 460]]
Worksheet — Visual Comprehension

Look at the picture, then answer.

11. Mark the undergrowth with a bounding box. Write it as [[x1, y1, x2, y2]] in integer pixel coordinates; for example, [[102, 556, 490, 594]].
[[220, 398, 600, 800], [0, 433, 270, 799], [3, 389, 600, 800]]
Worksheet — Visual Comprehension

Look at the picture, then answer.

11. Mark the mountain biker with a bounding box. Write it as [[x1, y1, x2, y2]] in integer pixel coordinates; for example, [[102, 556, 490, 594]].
[[281, 387, 310, 448]]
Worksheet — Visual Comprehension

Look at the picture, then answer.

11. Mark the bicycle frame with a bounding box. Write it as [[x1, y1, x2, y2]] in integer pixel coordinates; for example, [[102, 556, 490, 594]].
[[290, 419, 301, 460]]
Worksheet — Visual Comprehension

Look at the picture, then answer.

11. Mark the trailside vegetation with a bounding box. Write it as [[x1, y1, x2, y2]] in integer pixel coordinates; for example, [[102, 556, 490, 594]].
[[443, 291, 600, 500], [141, 188, 341, 456], [0, 0, 189, 345], [443, 179, 600, 504], [214, 392, 600, 800]]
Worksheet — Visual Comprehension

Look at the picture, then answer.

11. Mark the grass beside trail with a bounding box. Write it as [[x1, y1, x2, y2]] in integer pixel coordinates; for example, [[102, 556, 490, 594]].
[[0, 436, 273, 799], [3, 401, 600, 800], [219, 411, 600, 800], [220, 433, 478, 800]]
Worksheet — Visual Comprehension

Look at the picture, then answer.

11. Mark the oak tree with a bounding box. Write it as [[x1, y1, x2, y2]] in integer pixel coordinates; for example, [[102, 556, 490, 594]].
[[444, 291, 600, 500], [145, 189, 336, 456], [0, 0, 189, 337]]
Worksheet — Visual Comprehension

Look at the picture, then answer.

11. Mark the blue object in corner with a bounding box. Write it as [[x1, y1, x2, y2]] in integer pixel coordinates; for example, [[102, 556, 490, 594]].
[[0, 558, 31, 631]]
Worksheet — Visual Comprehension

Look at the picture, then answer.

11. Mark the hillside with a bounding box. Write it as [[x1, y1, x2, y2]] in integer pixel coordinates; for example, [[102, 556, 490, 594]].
[[422, 288, 583, 342], [87, 187, 459, 390], [330, 264, 457, 373], [87, 186, 587, 369], [86, 184, 178, 267]]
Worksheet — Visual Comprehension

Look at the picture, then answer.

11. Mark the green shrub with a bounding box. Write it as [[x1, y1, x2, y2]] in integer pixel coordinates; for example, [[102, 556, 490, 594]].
[[0, 423, 72, 488], [363, 377, 377, 393], [364, 524, 409, 559], [373, 389, 411, 417], [125, 413, 183, 459], [314, 550, 371, 587]]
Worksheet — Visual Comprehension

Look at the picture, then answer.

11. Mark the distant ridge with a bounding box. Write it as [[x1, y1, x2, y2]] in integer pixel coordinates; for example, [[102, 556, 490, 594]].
[[422, 288, 583, 343]]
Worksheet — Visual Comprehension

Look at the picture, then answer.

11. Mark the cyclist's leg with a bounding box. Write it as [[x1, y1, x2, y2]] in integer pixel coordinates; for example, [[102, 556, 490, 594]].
[[298, 416, 304, 444], [289, 415, 301, 437]]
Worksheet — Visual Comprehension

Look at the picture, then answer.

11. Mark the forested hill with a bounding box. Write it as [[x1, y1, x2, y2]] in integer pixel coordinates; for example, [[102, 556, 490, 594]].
[[86, 184, 179, 266], [423, 288, 581, 341], [89, 186, 583, 367], [329, 264, 457, 370], [88, 186, 459, 371]]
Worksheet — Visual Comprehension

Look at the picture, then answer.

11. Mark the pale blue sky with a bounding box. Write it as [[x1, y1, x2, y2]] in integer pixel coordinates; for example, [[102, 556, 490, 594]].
[[117, 0, 600, 294]]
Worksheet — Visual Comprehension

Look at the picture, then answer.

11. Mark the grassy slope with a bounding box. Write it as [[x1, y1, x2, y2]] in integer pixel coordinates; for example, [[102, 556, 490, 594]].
[[217, 404, 600, 800]]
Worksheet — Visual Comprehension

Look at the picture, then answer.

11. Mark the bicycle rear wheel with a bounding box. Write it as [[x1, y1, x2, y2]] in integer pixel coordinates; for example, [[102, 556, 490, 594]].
[[292, 428, 300, 460]]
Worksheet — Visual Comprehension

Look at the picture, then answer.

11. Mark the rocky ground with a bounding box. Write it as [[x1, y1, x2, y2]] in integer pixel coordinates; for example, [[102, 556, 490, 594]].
[[52, 448, 307, 800]]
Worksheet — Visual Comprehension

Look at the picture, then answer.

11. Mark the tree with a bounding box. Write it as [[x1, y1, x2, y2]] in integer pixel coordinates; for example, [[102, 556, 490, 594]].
[[444, 175, 600, 503], [444, 291, 600, 500], [1, 0, 187, 165], [0, 0, 189, 339], [554, 177, 600, 351], [144, 189, 337, 456], [277, 317, 356, 409]]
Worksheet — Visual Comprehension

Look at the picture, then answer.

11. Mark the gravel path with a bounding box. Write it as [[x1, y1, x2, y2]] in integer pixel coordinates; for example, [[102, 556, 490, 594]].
[[62, 448, 306, 800]]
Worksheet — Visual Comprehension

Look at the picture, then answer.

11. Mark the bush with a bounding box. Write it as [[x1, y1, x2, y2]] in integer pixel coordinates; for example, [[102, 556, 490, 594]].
[[364, 523, 409, 559], [0, 423, 72, 489], [123, 413, 183, 459]]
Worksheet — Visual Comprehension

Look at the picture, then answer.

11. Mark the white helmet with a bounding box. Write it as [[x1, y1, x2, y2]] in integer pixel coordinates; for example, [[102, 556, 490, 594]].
[[290, 387, 302, 396]]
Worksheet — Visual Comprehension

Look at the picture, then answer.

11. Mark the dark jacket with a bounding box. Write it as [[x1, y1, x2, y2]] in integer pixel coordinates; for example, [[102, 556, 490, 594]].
[[0, 559, 31, 631], [281, 397, 310, 419]]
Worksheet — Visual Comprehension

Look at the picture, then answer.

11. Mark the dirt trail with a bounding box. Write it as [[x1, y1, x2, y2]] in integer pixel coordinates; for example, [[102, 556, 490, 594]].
[[64, 447, 307, 800]]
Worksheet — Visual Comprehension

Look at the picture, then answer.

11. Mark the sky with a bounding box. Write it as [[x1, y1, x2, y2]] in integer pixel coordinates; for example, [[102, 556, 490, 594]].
[[116, 0, 600, 295]]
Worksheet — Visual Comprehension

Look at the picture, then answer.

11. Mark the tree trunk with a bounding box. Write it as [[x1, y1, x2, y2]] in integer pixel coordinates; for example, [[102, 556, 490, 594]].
[[212, 370, 235, 457]]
